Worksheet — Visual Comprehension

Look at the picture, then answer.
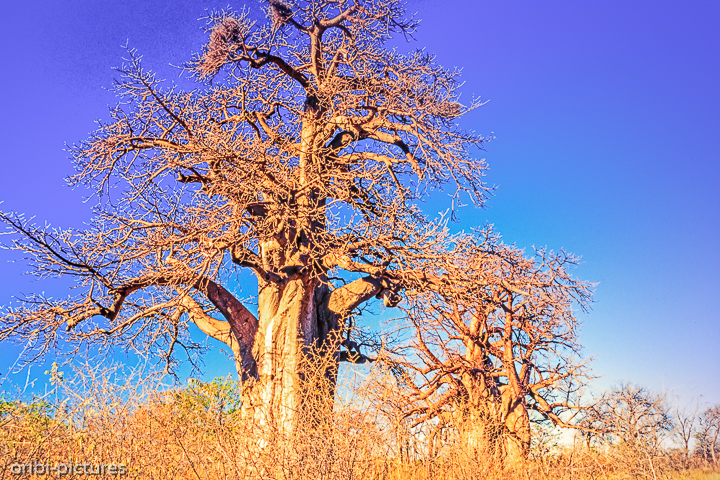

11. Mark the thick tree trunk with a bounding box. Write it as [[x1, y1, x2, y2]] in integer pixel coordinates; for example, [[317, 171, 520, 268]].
[[241, 276, 335, 434], [461, 410, 503, 460], [502, 391, 531, 466], [459, 404, 530, 466], [459, 352, 527, 464], [237, 272, 390, 436], [459, 379, 531, 467], [459, 373, 505, 460]]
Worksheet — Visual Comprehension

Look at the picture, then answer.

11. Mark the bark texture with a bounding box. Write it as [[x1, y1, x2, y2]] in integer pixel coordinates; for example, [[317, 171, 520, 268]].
[[242, 274, 397, 431]]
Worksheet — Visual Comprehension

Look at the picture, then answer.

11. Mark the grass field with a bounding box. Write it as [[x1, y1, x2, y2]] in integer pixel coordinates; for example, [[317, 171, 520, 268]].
[[1, 368, 718, 480]]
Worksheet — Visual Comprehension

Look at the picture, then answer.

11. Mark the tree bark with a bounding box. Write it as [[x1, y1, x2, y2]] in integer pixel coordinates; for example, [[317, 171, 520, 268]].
[[241, 277, 324, 433], [459, 402, 530, 466], [501, 388, 531, 466], [458, 371, 531, 467], [236, 274, 389, 435]]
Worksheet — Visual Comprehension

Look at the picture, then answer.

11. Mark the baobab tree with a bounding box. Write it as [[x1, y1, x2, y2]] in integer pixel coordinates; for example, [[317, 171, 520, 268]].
[[386, 234, 593, 463], [0, 0, 488, 434]]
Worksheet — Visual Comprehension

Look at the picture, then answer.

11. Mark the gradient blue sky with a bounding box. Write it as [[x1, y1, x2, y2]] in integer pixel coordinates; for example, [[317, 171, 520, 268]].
[[0, 1, 718, 405]]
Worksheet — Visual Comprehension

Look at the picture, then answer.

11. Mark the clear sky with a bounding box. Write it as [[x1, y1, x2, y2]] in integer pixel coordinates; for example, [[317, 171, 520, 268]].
[[0, 0, 718, 406]]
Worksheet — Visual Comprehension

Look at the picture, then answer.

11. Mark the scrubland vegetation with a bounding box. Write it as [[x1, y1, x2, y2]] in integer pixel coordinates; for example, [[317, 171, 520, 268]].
[[0, 1, 718, 479], [1, 363, 718, 480]]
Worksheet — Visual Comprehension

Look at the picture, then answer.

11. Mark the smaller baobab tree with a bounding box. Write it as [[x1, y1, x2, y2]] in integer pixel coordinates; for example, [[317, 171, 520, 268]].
[[388, 231, 594, 464]]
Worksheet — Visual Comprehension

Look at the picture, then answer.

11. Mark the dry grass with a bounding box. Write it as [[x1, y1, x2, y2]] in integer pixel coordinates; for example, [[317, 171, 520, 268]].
[[1, 364, 718, 480]]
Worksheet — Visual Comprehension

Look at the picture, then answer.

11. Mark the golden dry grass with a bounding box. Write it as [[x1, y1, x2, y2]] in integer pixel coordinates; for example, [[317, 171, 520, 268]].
[[1, 365, 717, 480]]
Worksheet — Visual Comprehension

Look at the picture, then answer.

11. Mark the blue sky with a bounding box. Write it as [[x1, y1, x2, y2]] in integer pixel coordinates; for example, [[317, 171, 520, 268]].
[[0, 0, 718, 406]]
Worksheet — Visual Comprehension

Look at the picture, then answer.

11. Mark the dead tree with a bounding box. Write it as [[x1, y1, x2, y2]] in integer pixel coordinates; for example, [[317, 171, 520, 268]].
[[696, 405, 720, 466], [0, 0, 488, 435], [580, 383, 675, 454], [674, 399, 700, 464]]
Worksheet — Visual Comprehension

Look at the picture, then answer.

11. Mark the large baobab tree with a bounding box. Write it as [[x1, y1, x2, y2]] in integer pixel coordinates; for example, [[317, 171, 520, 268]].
[[389, 234, 593, 463], [0, 0, 488, 434]]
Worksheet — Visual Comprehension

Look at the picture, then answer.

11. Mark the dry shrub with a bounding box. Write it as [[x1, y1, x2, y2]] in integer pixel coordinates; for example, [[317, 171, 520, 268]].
[[0, 359, 397, 480], [1, 362, 719, 480]]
